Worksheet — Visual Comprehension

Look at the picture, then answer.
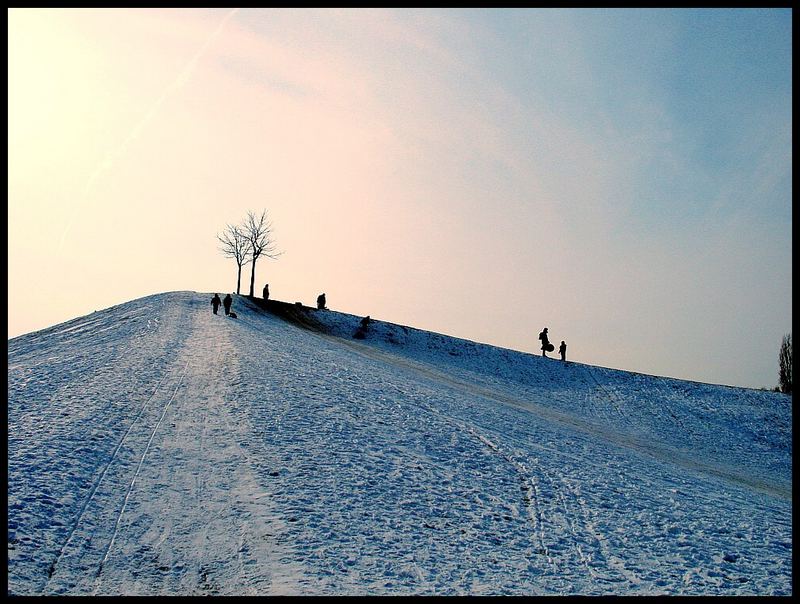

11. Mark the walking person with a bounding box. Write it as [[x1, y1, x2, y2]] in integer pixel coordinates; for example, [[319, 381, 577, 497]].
[[538, 327, 550, 357], [263, 283, 269, 300], [559, 340, 567, 362], [211, 293, 222, 315], [223, 293, 233, 316]]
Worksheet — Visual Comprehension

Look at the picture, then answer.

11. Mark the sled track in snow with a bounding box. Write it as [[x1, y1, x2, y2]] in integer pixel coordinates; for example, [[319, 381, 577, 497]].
[[466, 428, 556, 570], [417, 393, 558, 572], [44, 369, 174, 589], [582, 364, 635, 429], [93, 360, 190, 593]]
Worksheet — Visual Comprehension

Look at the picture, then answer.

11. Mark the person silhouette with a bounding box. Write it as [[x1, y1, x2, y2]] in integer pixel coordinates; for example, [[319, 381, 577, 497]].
[[559, 340, 567, 362], [353, 315, 371, 340], [538, 327, 550, 357], [211, 293, 221, 315], [317, 293, 326, 310], [223, 293, 233, 316], [263, 283, 269, 300]]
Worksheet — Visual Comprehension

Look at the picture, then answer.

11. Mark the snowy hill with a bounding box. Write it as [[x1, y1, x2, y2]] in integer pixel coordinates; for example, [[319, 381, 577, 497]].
[[7, 291, 792, 595]]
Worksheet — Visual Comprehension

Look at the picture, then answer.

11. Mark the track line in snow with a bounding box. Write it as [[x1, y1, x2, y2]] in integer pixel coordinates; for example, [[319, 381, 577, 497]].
[[465, 428, 555, 566], [43, 367, 175, 589], [93, 360, 190, 593], [562, 477, 642, 587], [378, 375, 559, 570], [541, 471, 600, 581], [581, 364, 635, 429]]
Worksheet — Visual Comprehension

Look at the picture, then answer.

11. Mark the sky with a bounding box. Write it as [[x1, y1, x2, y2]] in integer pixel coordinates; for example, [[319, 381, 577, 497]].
[[7, 8, 792, 389]]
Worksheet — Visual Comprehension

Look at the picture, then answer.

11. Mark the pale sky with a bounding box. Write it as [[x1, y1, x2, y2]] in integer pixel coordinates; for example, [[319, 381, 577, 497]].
[[8, 8, 792, 389]]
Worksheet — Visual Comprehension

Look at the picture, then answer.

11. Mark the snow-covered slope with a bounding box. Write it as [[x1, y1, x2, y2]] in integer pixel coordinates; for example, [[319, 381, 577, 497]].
[[7, 291, 792, 595]]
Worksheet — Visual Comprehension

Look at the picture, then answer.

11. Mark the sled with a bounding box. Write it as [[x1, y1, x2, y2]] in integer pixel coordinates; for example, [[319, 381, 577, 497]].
[[545, 343, 554, 352]]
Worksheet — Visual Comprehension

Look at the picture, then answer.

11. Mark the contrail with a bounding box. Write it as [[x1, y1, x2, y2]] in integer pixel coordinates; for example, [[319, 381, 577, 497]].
[[58, 8, 241, 251]]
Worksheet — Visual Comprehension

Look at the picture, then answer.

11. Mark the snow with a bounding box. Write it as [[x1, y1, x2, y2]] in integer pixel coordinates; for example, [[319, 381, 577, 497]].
[[7, 291, 792, 595]]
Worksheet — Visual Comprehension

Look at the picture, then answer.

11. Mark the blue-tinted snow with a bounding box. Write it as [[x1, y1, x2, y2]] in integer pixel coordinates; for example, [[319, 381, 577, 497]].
[[7, 292, 792, 595]]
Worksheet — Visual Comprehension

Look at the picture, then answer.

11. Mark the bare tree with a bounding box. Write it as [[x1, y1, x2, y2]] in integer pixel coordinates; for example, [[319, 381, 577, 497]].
[[242, 209, 282, 297], [778, 333, 792, 394], [217, 223, 251, 295]]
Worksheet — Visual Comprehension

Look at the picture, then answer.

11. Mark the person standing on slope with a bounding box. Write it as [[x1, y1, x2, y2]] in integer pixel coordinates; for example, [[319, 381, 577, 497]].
[[538, 327, 550, 357], [317, 293, 326, 310], [223, 293, 233, 316], [263, 283, 269, 301], [559, 340, 567, 362], [211, 293, 222, 315]]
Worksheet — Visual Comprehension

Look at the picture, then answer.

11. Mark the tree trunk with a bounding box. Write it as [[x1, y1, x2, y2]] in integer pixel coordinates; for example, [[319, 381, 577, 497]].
[[249, 256, 257, 297], [236, 264, 242, 295]]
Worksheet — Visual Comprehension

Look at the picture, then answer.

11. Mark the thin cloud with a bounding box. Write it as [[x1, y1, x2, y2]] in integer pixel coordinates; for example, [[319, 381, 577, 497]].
[[58, 8, 241, 252]]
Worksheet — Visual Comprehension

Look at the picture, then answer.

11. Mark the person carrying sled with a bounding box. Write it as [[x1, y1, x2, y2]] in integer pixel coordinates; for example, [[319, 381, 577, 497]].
[[317, 293, 326, 310], [538, 327, 550, 357], [211, 293, 222, 315], [559, 340, 567, 362], [263, 283, 269, 300], [223, 293, 233, 316]]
